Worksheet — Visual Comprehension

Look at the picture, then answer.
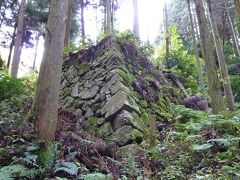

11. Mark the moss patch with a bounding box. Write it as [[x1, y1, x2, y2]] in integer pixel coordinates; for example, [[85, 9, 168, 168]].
[[77, 63, 91, 75], [83, 116, 98, 134], [130, 129, 144, 143], [118, 69, 135, 86]]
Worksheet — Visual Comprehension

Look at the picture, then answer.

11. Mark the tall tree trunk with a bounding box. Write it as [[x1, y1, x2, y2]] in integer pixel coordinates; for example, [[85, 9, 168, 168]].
[[103, 2, 107, 33], [187, 0, 207, 100], [32, 32, 40, 71], [111, 0, 114, 32], [235, 0, 240, 15], [227, 11, 240, 61], [64, 0, 72, 47], [132, 0, 139, 38], [33, 0, 68, 143], [7, 23, 17, 69], [80, 0, 85, 44], [164, 0, 170, 61], [193, 9, 201, 43], [0, 6, 6, 28], [205, 0, 235, 109], [106, 0, 111, 33], [11, 0, 26, 78], [194, 0, 225, 113]]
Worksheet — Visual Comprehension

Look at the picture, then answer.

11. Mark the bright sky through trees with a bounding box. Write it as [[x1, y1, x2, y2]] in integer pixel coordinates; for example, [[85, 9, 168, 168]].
[[117, 0, 165, 42], [0, 0, 166, 77]]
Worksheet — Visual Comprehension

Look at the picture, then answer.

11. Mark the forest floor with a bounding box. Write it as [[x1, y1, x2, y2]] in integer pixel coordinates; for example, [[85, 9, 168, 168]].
[[0, 71, 240, 180]]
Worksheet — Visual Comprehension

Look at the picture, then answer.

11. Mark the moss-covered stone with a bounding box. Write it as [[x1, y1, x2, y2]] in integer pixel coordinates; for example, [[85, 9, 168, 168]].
[[77, 63, 91, 76], [83, 116, 98, 134], [132, 112, 149, 131], [118, 69, 135, 86], [97, 122, 114, 139], [140, 100, 148, 109], [60, 35, 184, 146]]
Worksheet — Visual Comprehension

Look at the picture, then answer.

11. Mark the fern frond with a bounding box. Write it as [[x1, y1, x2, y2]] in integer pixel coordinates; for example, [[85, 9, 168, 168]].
[[80, 173, 113, 180], [54, 161, 79, 176], [0, 164, 44, 179]]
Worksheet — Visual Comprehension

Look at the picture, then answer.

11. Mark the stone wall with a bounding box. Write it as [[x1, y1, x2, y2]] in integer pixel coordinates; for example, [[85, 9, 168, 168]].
[[59, 36, 182, 146]]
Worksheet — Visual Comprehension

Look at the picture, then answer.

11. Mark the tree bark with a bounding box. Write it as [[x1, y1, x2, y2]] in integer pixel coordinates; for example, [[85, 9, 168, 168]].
[[132, 0, 140, 38], [227, 11, 240, 61], [106, 0, 111, 33], [33, 0, 68, 143], [164, 0, 170, 60], [205, 0, 235, 110], [7, 23, 17, 69], [11, 0, 26, 78], [235, 0, 240, 15], [32, 32, 40, 71], [187, 0, 207, 100], [64, 0, 73, 47], [103, 1, 107, 33], [194, 0, 225, 113], [111, 0, 114, 31], [80, 0, 85, 44]]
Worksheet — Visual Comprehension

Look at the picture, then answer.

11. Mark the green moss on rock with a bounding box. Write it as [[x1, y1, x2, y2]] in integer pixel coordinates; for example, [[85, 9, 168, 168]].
[[118, 69, 135, 86], [77, 63, 91, 75], [140, 100, 148, 109], [132, 112, 149, 131], [130, 129, 144, 143], [83, 116, 98, 134]]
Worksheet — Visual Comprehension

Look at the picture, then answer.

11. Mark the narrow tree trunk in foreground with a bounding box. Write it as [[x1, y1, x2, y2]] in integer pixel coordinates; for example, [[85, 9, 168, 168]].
[[64, 0, 73, 47], [205, 0, 235, 110], [187, 0, 207, 100], [194, 0, 225, 113], [11, 0, 26, 78], [32, 33, 40, 71], [7, 23, 17, 68], [33, 0, 68, 142], [132, 0, 140, 38]]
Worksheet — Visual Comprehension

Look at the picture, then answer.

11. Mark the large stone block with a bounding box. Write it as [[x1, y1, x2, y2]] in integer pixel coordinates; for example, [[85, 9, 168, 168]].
[[101, 90, 139, 120]]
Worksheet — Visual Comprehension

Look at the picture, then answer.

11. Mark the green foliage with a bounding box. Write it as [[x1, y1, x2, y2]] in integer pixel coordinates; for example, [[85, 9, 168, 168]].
[[53, 161, 79, 177], [172, 105, 207, 123], [0, 70, 25, 101], [64, 44, 82, 54], [0, 70, 37, 104], [116, 30, 141, 46], [0, 70, 37, 123], [161, 165, 185, 179], [118, 68, 135, 86], [0, 164, 44, 180], [13, 142, 57, 169], [130, 129, 144, 142], [191, 143, 213, 152], [83, 116, 98, 134], [156, 25, 204, 94], [230, 75, 240, 102], [0, 55, 5, 69], [122, 156, 141, 178], [80, 173, 113, 180], [38, 143, 57, 168], [140, 100, 148, 109]]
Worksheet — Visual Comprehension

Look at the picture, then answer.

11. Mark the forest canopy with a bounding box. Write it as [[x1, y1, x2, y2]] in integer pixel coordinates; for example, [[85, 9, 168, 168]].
[[0, 0, 240, 179]]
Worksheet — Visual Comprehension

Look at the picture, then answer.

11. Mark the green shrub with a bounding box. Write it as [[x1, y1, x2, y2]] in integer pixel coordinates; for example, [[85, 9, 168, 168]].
[[231, 75, 240, 102], [0, 71, 24, 100]]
